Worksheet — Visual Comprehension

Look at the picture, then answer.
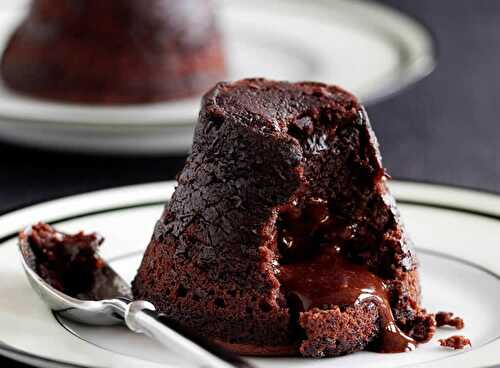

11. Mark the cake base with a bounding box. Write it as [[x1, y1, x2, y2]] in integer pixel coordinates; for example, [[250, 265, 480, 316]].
[[215, 341, 298, 357]]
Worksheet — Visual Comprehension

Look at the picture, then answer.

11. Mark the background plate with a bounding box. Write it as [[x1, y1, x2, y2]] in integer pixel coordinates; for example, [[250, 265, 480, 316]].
[[0, 0, 435, 154], [0, 181, 500, 368]]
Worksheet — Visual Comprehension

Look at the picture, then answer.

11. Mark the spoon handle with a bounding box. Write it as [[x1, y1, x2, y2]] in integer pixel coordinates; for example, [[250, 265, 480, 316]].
[[123, 300, 253, 368]]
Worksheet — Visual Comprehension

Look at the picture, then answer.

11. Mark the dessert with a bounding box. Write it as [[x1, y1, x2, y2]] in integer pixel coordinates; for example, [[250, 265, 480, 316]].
[[435, 311, 464, 329], [439, 336, 471, 350], [20, 223, 103, 297], [132, 79, 436, 357], [19, 222, 132, 300], [1, 0, 225, 104]]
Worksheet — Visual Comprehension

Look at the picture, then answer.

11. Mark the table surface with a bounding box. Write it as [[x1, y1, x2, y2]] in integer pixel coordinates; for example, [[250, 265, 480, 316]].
[[2, 1, 500, 367]]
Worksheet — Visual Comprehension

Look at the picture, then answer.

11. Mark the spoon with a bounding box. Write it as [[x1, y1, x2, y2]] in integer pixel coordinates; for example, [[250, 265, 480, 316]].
[[18, 226, 253, 368]]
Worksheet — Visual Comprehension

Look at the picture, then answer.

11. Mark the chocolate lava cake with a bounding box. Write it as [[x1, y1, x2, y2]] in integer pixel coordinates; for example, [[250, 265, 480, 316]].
[[1, 0, 225, 104], [132, 79, 436, 357]]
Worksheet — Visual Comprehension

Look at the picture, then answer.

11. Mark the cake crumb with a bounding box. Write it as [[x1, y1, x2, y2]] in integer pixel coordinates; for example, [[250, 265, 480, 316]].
[[439, 335, 471, 350], [406, 311, 436, 343], [436, 311, 464, 329]]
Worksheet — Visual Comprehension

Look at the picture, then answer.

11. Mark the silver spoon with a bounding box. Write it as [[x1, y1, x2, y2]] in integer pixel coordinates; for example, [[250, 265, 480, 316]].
[[18, 226, 253, 368]]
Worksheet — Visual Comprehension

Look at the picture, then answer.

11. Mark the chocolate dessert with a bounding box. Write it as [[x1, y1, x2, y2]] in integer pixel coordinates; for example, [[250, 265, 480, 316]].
[[20, 223, 103, 297], [1, 0, 225, 104], [20, 223, 133, 300], [439, 336, 471, 350], [435, 311, 464, 329], [132, 79, 436, 357]]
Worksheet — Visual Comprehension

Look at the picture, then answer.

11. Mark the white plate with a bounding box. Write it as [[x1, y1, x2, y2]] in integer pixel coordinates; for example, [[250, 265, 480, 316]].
[[1, 180, 500, 368], [0, 0, 435, 154]]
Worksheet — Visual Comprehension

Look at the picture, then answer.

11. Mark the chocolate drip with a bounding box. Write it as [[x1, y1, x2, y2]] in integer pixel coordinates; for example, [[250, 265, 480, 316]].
[[280, 246, 415, 353]]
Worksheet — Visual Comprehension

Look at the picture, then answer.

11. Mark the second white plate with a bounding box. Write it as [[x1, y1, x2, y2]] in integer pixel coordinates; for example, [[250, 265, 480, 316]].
[[0, 0, 435, 154]]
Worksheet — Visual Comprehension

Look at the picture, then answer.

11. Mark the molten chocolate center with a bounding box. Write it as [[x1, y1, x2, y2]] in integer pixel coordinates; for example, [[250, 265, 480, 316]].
[[280, 246, 386, 311], [277, 199, 416, 353]]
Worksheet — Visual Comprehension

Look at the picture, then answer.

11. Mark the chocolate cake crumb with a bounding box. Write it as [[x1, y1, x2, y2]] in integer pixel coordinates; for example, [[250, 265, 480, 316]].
[[22, 222, 103, 296], [439, 336, 471, 350], [436, 311, 464, 329], [405, 312, 436, 343]]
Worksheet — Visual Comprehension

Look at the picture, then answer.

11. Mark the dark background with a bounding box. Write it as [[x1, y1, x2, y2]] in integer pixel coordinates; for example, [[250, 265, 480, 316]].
[[2, 0, 500, 366]]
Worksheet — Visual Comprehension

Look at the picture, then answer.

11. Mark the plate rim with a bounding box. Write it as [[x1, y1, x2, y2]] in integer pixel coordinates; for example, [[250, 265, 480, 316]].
[[1, 179, 500, 368]]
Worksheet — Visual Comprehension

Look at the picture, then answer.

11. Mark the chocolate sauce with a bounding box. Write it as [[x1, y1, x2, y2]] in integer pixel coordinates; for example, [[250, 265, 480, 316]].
[[277, 194, 415, 353], [280, 246, 415, 353]]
